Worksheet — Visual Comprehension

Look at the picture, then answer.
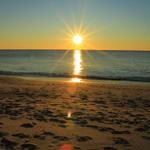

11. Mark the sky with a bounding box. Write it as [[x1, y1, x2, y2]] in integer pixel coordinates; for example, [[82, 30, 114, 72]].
[[0, 0, 150, 50]]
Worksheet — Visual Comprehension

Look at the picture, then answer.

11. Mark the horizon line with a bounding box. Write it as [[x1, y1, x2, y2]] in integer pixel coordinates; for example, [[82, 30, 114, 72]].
[[0, 49, 150, 51]]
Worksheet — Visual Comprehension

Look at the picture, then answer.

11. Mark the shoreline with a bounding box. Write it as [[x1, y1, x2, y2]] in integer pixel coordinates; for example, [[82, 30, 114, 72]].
[[0, 74, 150, 85]]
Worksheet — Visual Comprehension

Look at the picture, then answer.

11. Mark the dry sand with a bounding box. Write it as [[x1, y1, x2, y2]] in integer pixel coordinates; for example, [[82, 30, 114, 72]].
[[0, 76, 150, 150]]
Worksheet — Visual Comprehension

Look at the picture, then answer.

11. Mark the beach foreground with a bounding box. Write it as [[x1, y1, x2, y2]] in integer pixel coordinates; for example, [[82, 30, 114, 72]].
[[0, 76, 149, 150]]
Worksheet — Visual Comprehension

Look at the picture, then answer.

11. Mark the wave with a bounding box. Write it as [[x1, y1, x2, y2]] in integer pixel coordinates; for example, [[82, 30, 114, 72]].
[[0, 71, 150, 83]]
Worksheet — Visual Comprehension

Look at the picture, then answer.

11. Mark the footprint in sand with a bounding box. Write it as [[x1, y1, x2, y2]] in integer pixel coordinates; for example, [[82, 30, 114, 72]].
[[74, 146, 82, 150], [104, 147, 118, 150], [12, 133, 30, 139], [75, 119, 88, 126], [1, 137, 18, 149], [20, 123, 35, 128], [76, 136, 92, 142], [111, 130, 131, 134], [142, 135, 150, 140], [20, 143, 38, 150], [113, 137, 130, 146], [33, 134, 46, 140], [53, 135, 69, 141], [34, 130, 56, 140], [0, 131, 8, 138]]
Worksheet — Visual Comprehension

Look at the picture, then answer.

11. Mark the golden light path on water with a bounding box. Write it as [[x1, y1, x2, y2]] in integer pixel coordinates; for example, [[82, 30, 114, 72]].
[[70, 49, 82, 83], [74, 49, 82, 76]]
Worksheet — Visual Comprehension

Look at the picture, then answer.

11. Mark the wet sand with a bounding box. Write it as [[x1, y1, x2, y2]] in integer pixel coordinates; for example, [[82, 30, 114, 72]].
[[0, 76, 150, 150]]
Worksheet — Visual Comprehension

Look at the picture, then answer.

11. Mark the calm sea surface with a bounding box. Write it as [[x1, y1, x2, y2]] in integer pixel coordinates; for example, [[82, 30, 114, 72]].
[[0, 50, 150, 82]]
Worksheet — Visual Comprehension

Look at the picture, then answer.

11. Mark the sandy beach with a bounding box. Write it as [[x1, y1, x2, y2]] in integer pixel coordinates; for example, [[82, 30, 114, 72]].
[[0, 76, 150, 150]]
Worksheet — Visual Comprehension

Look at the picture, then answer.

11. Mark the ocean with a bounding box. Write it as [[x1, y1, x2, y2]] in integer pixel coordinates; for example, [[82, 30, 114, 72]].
[[0, 50, 150, 82]]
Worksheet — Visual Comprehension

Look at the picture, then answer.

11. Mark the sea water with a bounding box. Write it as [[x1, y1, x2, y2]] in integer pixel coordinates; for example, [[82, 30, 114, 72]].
[[0, 50, 150, 82]]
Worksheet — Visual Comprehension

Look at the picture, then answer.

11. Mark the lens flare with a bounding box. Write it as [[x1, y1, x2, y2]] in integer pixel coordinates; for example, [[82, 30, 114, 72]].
[[60, 144, 72, 150], [67, 111, 72, 118]]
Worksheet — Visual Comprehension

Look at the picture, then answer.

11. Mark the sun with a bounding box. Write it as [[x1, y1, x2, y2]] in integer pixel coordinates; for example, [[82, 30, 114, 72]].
[[73, 34, 83, 45]]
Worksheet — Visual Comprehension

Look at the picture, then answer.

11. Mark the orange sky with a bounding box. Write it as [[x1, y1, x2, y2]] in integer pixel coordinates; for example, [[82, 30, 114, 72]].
[[0, 0, 150, 50]]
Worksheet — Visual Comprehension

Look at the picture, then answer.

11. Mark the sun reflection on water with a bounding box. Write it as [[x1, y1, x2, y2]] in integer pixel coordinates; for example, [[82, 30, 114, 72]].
[[70, 50, 82, 83], [74, 50, 82, 76], [70, 78, 81, 83]]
